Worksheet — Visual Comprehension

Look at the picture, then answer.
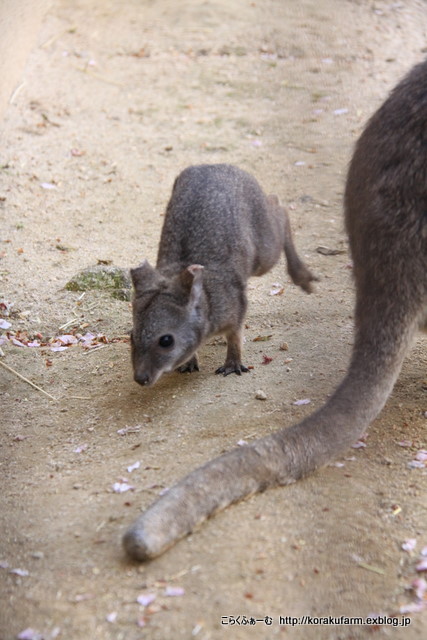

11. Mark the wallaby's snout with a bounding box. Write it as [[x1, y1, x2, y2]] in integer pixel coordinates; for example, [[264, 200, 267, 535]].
[[134, 370, 150, 386]]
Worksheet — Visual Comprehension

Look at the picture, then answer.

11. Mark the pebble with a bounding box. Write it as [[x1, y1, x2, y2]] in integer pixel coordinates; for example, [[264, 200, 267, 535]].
[[255, 390, 267, 401]]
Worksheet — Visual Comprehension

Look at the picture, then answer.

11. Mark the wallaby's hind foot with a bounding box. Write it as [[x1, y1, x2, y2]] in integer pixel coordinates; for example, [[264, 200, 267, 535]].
[[215, 363, 250, 376], [215, 328, 250, 376]]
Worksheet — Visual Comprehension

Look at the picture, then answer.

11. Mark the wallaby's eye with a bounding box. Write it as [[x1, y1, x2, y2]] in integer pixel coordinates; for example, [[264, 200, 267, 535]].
[[158, 334, 174, 348]]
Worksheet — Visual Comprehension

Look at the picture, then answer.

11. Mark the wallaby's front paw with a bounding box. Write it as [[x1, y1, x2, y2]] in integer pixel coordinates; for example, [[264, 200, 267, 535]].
[[177, 355, 199, 374], [215, 363, 250, 377]]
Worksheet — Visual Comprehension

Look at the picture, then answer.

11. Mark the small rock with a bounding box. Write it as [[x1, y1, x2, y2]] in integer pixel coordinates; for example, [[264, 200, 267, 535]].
[[255, 390, 267, 401]]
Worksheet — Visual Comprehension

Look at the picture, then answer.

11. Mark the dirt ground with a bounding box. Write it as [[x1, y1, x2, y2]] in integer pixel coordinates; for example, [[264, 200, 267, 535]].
[[1, 1, 426, 639]]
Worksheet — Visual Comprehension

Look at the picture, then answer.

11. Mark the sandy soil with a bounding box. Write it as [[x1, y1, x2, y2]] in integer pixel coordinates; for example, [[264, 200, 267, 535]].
[[1, 1, 426, 639]]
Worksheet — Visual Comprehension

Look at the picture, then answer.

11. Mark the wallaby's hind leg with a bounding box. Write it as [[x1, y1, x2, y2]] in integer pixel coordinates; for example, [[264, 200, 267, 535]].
[[215, 327, 249, 376]]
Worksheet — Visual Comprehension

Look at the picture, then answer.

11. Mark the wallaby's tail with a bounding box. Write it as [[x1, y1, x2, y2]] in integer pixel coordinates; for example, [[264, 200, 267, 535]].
[[281, 204, 317, 293], [123, 292, 421, 561]]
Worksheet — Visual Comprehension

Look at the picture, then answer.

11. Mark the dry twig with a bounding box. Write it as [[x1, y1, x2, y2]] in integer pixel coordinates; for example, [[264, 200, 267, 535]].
[[0, 360, 57, 401]]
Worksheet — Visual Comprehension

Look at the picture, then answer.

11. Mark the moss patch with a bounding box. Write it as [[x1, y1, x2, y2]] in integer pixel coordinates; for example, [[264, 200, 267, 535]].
[[65, 265, 132, 301]]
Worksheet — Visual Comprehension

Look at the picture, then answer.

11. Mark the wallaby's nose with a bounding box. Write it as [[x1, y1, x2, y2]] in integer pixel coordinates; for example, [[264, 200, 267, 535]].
[[134, 371, 150, 386]]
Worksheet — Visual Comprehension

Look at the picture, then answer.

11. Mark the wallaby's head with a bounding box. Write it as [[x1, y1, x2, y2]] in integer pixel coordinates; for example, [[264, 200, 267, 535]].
[[130, 260, 206, 387]]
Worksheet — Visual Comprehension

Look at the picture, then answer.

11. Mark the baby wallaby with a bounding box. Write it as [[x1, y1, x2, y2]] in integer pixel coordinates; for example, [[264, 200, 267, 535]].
[[123, 60, 426, 560], [131, 164, 316, 387]]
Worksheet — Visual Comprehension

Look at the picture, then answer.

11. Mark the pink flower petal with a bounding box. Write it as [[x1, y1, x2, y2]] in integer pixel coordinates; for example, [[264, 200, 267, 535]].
[[412, 577, 427, 600], [401, 538, 417, 552], [293, 398, 311, 406], [11, 338, 27, 348], [112, 482, 134, 493], [106, 612, 117, 623], [17, 629, 42, 640], [57, 334, 78, 345], [351, 440, 367, 449], [10, 568, 29, 576], [137, 593, 156, 607], [408, 460, 425, 469], [164, 586, 185, 597], [416, 558, 427, 572], [399, 602, 426, 613]]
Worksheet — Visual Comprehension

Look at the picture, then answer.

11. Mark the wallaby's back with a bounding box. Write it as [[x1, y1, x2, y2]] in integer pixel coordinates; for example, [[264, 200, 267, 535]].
[[157, 164, 294, 279]]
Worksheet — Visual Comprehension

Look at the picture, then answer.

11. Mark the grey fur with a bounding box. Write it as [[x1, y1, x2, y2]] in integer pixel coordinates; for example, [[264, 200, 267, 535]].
[[130, 164, 316, 386], [124, 60, 427, 561]]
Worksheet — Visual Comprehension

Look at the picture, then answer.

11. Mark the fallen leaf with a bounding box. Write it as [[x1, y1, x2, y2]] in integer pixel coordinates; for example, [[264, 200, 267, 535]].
[[316, 246, 346, 256], [253, 334, 272, 342]]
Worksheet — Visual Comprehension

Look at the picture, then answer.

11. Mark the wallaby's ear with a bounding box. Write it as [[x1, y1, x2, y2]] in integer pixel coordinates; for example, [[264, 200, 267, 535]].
[[180, 264, 204, 308], [130, 260, 159, 293]]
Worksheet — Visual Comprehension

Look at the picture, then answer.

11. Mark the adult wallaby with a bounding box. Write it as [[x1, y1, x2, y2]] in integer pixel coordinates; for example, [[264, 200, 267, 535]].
[[124, 59, 427, 561], [130, 164, 315, 387]]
